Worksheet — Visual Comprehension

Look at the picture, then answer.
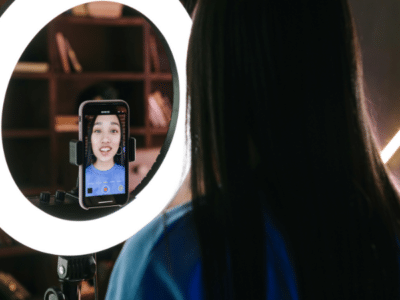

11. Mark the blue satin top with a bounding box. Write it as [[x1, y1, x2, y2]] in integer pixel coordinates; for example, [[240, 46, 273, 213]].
[[105, 202, 298, 299]]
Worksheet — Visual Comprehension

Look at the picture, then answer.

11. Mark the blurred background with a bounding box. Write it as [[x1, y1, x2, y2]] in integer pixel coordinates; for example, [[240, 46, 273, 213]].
[[1, 2, 175, 198]]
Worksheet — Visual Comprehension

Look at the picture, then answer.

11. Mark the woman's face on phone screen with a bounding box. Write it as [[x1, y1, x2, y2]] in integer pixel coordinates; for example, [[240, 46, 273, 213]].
[[91, 114, 121, 163]]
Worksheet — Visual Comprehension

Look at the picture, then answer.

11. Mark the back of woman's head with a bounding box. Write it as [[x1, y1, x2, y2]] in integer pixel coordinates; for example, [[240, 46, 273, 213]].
[[188, 0, 400, 299]]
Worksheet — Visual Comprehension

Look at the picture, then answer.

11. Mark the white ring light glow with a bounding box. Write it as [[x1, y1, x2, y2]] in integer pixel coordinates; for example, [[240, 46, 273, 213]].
[[0, 0, 191, 255]]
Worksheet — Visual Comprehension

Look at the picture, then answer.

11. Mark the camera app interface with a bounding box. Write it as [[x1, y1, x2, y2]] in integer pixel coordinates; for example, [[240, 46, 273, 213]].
[[84, 112, 127, 197]]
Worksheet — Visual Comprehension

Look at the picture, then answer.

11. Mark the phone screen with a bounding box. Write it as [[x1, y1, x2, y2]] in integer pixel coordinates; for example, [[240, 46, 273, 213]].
[[79, 100, 129, 209]]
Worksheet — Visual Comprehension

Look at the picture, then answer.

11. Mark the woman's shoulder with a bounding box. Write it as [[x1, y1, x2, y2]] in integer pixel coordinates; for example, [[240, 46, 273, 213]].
[[105, 202, 203, 300], [121, 202, 198, 258], [106, 198, 298, 300], [262, 205, 299, 299]]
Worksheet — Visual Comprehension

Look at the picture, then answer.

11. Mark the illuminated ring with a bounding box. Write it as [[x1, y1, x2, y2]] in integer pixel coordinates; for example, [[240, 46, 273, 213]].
[[0, 0, 191, 255]]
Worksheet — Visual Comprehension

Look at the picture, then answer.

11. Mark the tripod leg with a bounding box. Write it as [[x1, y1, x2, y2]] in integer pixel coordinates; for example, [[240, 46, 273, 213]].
[[61, 281, 81, 300]]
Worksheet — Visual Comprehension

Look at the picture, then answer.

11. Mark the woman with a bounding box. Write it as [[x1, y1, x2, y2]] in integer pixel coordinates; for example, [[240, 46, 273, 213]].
[[85, 114, 125, 196], [106, 0, 400, 299]]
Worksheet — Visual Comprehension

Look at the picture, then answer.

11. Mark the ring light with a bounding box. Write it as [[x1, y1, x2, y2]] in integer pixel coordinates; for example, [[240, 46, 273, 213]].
[[0, 0, 191, 255]]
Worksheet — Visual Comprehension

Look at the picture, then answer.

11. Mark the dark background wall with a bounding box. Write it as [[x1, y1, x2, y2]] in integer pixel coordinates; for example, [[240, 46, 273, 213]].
[[349, 0, 400, 178], [350, 0, 400, 148]]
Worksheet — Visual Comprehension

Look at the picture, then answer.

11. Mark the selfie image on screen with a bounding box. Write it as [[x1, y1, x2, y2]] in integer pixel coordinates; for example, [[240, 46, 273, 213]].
[[85, 113, 127, 197]]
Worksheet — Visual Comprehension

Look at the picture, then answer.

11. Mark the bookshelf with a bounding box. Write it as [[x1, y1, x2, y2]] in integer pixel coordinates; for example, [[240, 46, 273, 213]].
[[0, 4, 174, 298], [2, 6, 173, 196]]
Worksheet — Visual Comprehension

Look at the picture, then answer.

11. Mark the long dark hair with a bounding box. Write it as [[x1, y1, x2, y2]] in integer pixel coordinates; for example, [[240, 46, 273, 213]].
[[187, 0, 400, 299], [86, 114, 125, 166]]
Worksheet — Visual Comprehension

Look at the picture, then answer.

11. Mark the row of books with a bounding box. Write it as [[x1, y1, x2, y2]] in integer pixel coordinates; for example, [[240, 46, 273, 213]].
[[54, 90, 172, 132], [56, 32, 82, 73], [14, 31, 162, 74], [12, 31, 81, 74]]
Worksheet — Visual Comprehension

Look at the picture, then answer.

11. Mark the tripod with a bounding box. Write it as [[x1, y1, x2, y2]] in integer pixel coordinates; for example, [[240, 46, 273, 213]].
[[42, 137, 136, 299], [44, 255, 97, 300]]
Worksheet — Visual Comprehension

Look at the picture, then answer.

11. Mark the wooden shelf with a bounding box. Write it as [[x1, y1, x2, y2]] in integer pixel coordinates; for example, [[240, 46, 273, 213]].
[[150, 127, 169, 135], [131, 127, 147, 135], [2, 129, 51, 139], [150, 73, 173, 81], [53, 126, 148, 135], [55, 15, 145, 27], [0, 245, 37, 257], [12, 72, 51, 79], [55, 72, 146, 81], [20, 186, 54, 196], [54, 72, 172, 81]]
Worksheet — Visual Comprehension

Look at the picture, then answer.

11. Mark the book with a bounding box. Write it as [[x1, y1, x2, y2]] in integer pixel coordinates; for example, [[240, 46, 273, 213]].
[[87, 2, 123, 19], [55, 32, 83, 73], [149, 34, 160, 72], [55, 32, 70, 73], [72, 4, 89, 16], [55, 115, 79, 132], [148, 94, 168, 127], [65, 38, 83, 73], [14, 62, 49, 73], [152, 90, 172, 123]]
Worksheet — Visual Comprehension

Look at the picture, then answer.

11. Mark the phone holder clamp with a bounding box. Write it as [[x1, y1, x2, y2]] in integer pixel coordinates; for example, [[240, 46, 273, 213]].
[[44, 255, 97, 300]]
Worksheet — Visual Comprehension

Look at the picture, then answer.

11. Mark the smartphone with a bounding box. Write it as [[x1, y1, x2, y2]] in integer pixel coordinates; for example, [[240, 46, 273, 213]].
[[79, 100, 130, 209]]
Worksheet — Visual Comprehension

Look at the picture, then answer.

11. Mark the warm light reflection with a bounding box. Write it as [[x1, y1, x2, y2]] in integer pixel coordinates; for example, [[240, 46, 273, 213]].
[[381, 129, 400, 163]]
